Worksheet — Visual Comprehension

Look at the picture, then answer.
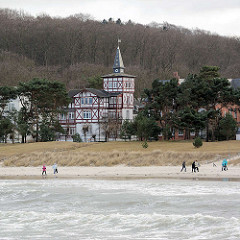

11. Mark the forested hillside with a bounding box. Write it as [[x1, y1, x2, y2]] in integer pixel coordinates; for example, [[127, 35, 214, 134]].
[[0, 8, 240, 96]]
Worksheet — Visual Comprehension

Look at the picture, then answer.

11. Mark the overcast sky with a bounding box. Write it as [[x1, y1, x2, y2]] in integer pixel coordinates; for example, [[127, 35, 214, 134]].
[[1, 0, 240, 37]]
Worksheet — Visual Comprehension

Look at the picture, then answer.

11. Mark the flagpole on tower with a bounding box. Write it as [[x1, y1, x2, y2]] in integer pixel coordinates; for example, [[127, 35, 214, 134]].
[[118, 38, 121, 48]]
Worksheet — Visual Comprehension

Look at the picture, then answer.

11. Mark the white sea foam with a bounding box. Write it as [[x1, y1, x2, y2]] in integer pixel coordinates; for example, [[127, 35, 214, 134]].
[[0, 179, 240, 240]]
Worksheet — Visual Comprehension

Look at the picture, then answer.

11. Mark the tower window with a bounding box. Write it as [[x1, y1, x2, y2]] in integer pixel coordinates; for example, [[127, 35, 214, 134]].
[[126, 110, 129, 119], [113, 82, 118, 88], [126, 96, 130, 104], [125, 82, 131, 88]]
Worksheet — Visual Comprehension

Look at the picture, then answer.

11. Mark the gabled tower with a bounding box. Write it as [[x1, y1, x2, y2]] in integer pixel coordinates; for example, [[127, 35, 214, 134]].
[[102, 41, 136, 120]]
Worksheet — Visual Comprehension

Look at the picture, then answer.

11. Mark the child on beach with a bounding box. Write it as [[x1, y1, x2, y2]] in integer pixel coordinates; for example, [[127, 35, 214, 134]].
[[42, 164, 47, 175]]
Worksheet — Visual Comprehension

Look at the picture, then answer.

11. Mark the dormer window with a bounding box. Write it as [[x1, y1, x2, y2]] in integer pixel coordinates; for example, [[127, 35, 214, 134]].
[[81, 97, 93, 105]]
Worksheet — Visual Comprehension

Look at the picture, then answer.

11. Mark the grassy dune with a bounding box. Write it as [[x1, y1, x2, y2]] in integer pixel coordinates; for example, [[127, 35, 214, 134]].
[[1, 141, 240, 167]]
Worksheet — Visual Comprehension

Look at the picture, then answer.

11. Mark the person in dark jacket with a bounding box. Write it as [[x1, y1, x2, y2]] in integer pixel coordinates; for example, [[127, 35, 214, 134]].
[[192, 161, 195, 172], [180, 161, 186, 172]]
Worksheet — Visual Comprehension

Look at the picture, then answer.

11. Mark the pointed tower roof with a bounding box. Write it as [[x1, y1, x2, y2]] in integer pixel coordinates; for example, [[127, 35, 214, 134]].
[[113, 46, 125, 69], [113, 43, 125, 74], [102, 40, 136, 78]]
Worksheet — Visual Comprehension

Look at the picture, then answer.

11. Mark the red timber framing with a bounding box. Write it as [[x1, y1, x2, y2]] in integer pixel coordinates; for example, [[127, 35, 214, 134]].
[[123, 94, 134, 109], [108, 95, 123, 109], [74, 90, 122, 124], [103, 77, 134, 94], [103, 76, 134, 112], [58, 108, 76, 138]]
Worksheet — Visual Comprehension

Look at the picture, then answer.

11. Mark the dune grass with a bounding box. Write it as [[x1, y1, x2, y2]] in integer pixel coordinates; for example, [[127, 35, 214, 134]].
[[1, 140, 240, 167]]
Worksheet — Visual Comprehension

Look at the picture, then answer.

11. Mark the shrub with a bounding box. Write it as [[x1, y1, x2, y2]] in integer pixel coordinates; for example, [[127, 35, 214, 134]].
[[193, 137, 203, 148], [72, 133, 82, 142], [142, 140, 148, 149]]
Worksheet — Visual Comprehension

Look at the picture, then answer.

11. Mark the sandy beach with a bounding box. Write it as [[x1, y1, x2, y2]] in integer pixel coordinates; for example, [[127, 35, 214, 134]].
[[1, 162, 239, 180]]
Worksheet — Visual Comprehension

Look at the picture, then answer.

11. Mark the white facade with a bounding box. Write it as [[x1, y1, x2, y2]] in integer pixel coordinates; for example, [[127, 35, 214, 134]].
[[3, 97, 21, 114]]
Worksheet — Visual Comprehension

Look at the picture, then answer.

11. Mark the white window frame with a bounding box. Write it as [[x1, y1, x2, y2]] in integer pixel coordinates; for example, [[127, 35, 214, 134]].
[[178, 129, 184, 136], [68, 112, 74, 119], [61, 113, 66, 120], [69, 128, 75, 135], [83, 111, 91, 119]]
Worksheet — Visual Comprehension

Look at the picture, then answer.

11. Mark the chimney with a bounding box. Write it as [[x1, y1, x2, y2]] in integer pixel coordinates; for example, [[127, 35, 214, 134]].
[[173, 72, 180, 80]]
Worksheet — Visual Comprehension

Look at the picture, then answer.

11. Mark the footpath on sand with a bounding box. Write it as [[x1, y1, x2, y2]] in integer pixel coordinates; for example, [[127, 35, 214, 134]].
[[0, 160, 239, 180]]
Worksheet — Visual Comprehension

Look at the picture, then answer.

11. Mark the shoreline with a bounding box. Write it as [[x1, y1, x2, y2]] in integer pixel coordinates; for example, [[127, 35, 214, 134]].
[[0, 165, 239, 181]]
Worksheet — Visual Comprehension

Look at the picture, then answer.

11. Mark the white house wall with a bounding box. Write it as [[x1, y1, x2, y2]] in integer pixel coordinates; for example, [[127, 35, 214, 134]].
[[4, 97, 22, 113], [76, 122, 100, 141]]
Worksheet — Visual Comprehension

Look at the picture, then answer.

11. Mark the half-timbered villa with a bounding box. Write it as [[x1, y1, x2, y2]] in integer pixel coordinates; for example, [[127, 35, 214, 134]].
[[59, 44, 136, 142]]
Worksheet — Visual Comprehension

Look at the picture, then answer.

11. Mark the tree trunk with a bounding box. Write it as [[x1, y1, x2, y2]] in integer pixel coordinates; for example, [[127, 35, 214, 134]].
[[206, 120, 209, 142], [36, 122, 39, 142], [195, 130, 199, 138]]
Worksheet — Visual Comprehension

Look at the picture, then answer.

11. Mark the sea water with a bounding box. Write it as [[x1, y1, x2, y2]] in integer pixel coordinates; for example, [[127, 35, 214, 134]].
[[0, 178, 239, 240]]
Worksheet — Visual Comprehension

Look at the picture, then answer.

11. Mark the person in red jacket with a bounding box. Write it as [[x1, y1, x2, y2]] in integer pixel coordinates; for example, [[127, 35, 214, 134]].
[[42, 164, 47, 175]]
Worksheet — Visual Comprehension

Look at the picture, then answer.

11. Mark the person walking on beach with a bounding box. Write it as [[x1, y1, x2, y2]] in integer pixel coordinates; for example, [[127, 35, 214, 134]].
[[195, 160, 199, 172], [52, 163, 58, 175], [222, 159, 228, 171], [181, 161, 186, 172], [42, 164, 47, 175], [192, 161, 195, 172]]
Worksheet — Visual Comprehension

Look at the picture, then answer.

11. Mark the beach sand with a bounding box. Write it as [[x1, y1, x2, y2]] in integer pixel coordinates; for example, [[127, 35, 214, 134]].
[[0, 161, 239, 181]]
